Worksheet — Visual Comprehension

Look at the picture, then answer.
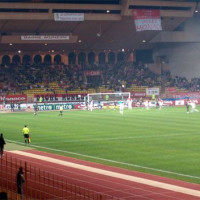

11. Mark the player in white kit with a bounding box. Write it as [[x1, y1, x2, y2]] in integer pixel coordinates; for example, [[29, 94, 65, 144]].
[[144, 100, 150, 110], [127, 97, 133, 110], [119, 101, 124, 115], [89, 100, 93, 111], [190, 100, 199, 112], [158, 98, 163, 110]]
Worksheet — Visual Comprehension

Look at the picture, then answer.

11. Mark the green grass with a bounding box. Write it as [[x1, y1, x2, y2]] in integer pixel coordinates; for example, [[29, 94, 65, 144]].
[[1, 106, 200, 184]]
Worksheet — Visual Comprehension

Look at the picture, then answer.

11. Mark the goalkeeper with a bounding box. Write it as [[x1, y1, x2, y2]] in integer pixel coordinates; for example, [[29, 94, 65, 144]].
[[22, 125, 30, 144]]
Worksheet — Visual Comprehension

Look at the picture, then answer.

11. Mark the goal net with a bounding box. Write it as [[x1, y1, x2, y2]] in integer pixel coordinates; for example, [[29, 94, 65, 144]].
[[87, 92, 130, 109]]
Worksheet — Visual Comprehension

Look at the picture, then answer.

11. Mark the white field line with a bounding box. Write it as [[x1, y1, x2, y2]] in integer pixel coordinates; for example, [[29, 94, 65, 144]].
[[10, 150, 200, 198], [33, 133, 193, 143], [6, 139, 200, 180]]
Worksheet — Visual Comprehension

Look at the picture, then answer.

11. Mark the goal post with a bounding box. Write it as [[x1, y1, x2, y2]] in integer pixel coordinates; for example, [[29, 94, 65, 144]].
[[87, 92, 131, 109]]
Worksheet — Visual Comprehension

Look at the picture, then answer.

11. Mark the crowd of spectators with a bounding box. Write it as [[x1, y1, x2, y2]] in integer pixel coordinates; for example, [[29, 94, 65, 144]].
[[102, 61, 161, 91], [163, 71, 200, 92], [0, 63, 84, 94], [0, 61, 200, 95]]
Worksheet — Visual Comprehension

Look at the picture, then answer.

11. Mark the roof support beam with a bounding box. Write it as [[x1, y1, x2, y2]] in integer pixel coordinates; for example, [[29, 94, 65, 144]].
[[0, 13, 121, 21], [122, 0, 196, 17], [0, 3, 121, 10], [1, 35, 78, 44]]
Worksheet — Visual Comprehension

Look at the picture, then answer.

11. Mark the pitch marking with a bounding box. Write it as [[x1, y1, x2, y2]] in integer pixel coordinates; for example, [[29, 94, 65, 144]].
[[6, 139, 200, 180], [10, 150, 200, 198]]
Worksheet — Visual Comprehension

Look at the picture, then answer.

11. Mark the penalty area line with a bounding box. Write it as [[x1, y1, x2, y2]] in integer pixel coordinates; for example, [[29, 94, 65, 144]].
[[6, 139, 200, 180]]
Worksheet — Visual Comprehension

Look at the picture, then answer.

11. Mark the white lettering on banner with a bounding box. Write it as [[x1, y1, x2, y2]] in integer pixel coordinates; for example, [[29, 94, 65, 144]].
[[0, 95, 27, 103], [54, 13, 84, 21], [175, 100, 184, 106], [132, 93, 146, 97], [33, 94, 87, 102], [146, 88, 159, 96], [6, 97, 26, 101], [84, 71, 101, 76], [132, 9, 162, 32], [55, 104, 72, 110], [0, 104, 27, 110], [172, 92, 200, 99], [21, 35, 70, 41], [135, 21, 162, 31], [163, 101, 173, 106]]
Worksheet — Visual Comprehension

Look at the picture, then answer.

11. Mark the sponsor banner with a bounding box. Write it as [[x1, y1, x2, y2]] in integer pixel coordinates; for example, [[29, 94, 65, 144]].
[[0, 95, 27, 103], [34, 94, 87, 102], [131, 92, 146, 97], [132, 9, 162, 32], [163, 100, 174, 106], [84, 71, 101, 76], [175, 100, 185, 106], [37, 103, 74, 111], [148, 101, 156, 107], [0, 103, 27, 110], [21, 35, 70, 41], [183, 99, 200, 105], [172, 92, 200, 99], [74, 104, 85, 109], [0, 103, 77, 111], [196, 99, 200, 104], [0, 100, 199, 111], [146, 88, 159, 96], [54, 13, 84, 21], [166, 87, 177, 92]]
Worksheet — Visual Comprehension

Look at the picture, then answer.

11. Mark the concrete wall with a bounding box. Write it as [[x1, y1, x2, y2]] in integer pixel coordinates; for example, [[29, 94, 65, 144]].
[[153, 18, 200, 79], [154, 43, 200, 79]]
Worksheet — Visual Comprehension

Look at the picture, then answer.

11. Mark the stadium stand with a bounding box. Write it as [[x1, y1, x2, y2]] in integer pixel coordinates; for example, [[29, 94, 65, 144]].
[[1, 0, 200, 199], [0, 60, 199, 97]]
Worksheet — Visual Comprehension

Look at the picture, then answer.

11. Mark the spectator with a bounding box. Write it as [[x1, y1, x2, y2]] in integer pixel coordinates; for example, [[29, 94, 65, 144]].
[[1, 61, 200, 94], [10, 102, 14, 112], [0, 192, 8, 200], [17, 167, 25, 198], [0, 133, 6, 158], [18, 102, 21, 111]]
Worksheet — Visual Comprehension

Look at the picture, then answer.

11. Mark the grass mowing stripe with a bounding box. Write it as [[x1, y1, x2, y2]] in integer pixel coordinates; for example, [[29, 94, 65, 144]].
[[1, 106, 200, 183], [6, 139, 200, 180], [34, 133, 195, 143]]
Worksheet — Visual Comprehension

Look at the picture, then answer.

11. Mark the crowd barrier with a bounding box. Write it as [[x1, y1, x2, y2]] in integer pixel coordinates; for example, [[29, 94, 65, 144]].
[[0, 154, 119, 200]]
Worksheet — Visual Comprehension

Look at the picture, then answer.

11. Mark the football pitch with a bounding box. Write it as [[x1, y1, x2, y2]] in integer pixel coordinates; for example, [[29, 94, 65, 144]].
[[1, 106, 200, 184]]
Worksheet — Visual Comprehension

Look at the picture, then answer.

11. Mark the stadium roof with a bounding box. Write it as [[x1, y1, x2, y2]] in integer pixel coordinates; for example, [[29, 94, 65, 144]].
[[0, 0, 198, 53], [0, 0, 200, 3], [0, 0, 120, 3]]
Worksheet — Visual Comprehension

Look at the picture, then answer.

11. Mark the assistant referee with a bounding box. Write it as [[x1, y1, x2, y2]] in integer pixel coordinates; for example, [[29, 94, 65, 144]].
[[22, 125, 30, 144]]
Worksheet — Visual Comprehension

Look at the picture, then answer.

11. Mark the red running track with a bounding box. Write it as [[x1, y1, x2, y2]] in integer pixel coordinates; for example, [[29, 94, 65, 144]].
[[6, 150, 200, 200]]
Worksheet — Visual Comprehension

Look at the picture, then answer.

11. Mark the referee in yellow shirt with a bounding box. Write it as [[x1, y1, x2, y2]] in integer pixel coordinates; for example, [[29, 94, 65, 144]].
[[59, 105, 63, 116], [22, 125, 30, 144]]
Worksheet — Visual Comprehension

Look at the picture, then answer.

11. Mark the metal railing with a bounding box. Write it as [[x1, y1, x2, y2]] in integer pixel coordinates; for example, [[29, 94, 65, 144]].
[[0, 154, 119, 200]]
